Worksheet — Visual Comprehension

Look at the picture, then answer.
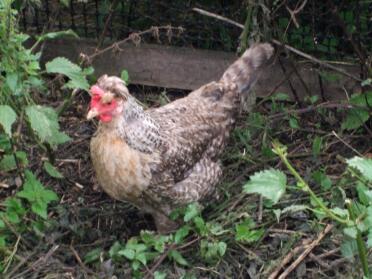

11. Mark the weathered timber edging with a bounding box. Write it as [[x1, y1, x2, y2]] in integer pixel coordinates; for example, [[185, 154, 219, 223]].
[[41, 38, 360, 100]]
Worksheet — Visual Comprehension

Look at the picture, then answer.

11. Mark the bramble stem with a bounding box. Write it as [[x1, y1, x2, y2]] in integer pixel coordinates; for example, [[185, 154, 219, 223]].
[[346, 200, 370, 277], [272, 141, 350, 225]]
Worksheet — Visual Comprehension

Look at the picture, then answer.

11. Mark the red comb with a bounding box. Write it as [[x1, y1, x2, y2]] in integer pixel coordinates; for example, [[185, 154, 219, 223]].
[[90, 85, 104, 96]]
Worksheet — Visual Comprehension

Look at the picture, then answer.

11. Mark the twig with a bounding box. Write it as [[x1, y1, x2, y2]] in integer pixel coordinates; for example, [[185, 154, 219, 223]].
[[272, 39, 362, 81], [70, 245, 95, 275], [285, 0, 308, 28], [268, 239, 311, 279], [143, 243, 176, 279], [277, 224, 333, 279], [332, 131, 363, 157], [268, 102, 355, 119], [192, 8, 244, 29], [192, 7, 362, 82], [3, 236, 21, 274], [88, 26, 183, 61], [95, 0, 120, 51]]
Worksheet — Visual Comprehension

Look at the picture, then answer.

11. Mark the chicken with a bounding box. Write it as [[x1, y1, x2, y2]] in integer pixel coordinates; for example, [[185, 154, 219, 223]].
[[87, 43, 274, 232]]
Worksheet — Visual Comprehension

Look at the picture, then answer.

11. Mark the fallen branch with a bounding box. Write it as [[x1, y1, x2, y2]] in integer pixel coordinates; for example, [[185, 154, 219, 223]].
[[277, 224, 334, 279]]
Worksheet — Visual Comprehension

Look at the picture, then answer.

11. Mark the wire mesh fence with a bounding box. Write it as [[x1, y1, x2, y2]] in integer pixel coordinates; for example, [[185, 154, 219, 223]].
[[20, 0, 371, 60]]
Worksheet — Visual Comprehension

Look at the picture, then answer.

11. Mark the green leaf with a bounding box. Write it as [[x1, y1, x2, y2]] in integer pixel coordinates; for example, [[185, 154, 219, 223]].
[[0, 237, 6, 248], [184, 203, 200, 222], [0, 151, 28, 171], [367, 230, 372, 248], [16, 170, 58, 219], [154, 271, 167, 279], [121, 70, 130, 85], [312, 136, 323, 157], [331, 207, 348, 219], [174, 225, 190, 244], [84, 248, 102, 264], [4, 197, 26, 223], [243, 169, 287, 204], [312, 170, 332, 190], [0, 105, 17, 137], [217, 241, 227, 256], [46, 57, 89, 91], [342, 92, 372, 130], [136, 252, 147, 265], [340, 239, 358, 258], [289, 116, 299, 129], [235, 222, 264, 243], [346, 156, 372, 181], [193, 216, 207, 236], [25, 105, 70, 147], [37, 30, 78, 42], [118, 248, 135, 260], [356, 183, 372, 205], [272, 92, 290, 101], [5, 73, 20, 94], [168, 250, 188, 266], [109, 241, 124, 259], [343, 227, 357, 239], [43, 161, 64, 178]]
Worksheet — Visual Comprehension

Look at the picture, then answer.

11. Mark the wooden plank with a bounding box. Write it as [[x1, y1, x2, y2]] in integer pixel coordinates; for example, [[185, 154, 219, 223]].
[[41, 38, 360, 100]]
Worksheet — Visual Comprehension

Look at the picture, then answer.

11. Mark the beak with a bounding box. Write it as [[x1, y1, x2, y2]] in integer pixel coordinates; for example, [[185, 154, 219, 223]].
[[87, 108, 99, 120]]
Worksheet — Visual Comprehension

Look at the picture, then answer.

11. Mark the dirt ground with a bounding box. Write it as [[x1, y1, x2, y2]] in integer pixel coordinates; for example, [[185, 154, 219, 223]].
[[2, 84, 370, 278]]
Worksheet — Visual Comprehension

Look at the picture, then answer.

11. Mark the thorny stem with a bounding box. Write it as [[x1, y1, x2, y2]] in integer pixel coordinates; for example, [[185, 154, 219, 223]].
[[272, 141, 350, 225], [345, 199, 370, 277]]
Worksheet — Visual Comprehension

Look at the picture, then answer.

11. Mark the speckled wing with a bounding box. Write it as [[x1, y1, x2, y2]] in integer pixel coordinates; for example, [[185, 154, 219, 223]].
[[148, 82, 233, 182]]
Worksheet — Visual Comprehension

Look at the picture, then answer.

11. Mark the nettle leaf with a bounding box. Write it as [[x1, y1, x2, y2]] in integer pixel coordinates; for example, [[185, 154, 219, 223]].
[[342, 92, 372, 130], [346, 156, 372, 181], [118, 248, 135, 260], [243, 169, 287, 204], [184, 203, 201, 222], [312, 136, 323, 157], [43, 161, 64, 178], [168, 249, 188, 266], [121, 70, 130, 85], [174, 225, 190, 244], [341, 239, 358, 258], [367, 230, 372, 248], [0, 105, 17, 137], [312, 170, 332, 190], [0, 151, 28, 171], [84, 248, 102, 264], [25, 105, 70, 147], [289, 116, 300, 129], [154, 271, 167, 279], [4, 197, 26, 223], [16, 170, 59, 219], [37, 29, 78, 42], [46, 57, 89, 91], [235, 223, 264, 243]]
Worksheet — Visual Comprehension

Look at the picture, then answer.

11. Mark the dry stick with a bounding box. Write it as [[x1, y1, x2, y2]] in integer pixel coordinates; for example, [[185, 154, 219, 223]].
[[285, 0, 308, 28], [332, 131, 363, 157], [277, 223, 334, 279], [192, 7, 361, 82], [88, 26, 183, 61], [267, 239, 312, 279], [143, 243, 177, 279], [95, 0, 120, 50], [70, 245, 95, 275]]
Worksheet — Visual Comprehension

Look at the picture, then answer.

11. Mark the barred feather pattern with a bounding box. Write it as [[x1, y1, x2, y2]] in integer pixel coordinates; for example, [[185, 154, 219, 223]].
[[90, 43, 273, 232]]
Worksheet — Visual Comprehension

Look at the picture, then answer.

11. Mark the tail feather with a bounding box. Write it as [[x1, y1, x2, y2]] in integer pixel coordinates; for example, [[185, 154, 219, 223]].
[[221, 43, 274, 94]]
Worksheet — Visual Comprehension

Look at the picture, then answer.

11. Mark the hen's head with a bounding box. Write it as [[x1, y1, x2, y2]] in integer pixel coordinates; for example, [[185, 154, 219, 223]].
[[87, 75, 130, 123]]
